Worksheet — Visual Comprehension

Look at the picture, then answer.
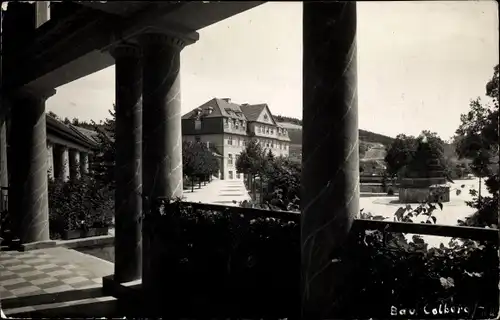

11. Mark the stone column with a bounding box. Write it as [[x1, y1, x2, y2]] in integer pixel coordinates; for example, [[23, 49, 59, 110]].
[[54, 145, 70, 182], [69, 149, 80, 180], [9, 89, 56, 244], [0, 107, 8, 213], [139, 32, 191, 304], [111, 43, 143, 283], [80, 151, 89, 175], [141, 33, 185, 202], [47, 142, 54, 180], [301, 2, 359, 319]]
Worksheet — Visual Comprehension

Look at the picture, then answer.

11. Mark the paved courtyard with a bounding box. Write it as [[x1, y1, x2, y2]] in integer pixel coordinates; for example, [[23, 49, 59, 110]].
[[0, 247, 114, 316], [360, 178, 490, 247], [182, 177, 251, 206]]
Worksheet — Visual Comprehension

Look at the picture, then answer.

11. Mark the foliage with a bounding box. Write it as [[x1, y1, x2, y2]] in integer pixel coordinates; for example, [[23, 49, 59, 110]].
[[48, 175, 114, 239], [384, 131, 449, 178], [235, 138, 265, 177], [143, 199, 299, 318], [90, 107, 116, 188], [182, 141, 220, 181], [454, 64, 499, 228], [142, 196, 497, 318], [261, 156, 301, 211]]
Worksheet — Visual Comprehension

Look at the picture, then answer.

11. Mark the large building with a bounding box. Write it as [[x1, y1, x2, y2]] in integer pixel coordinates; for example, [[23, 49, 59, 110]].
[[182, 98, 291, 180]]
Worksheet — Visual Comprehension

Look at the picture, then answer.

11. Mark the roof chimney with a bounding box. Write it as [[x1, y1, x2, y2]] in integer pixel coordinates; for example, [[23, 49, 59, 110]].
[[222, 98, 231, 103]]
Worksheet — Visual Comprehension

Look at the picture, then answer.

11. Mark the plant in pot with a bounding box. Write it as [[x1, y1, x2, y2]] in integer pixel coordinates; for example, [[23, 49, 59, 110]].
[[48, 175, 113, 240]]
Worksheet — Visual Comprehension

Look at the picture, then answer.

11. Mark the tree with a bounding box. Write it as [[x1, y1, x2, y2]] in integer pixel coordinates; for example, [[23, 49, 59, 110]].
[[384, 134, 418, 177], [236, 139, 266, 199], [182, 141, 220, 191], [454, 64, 499, 227], [47, 111, 59, 120], [385, 132, 449, 179], [236, 138, 265, 178], [91, 107, 116, 188]]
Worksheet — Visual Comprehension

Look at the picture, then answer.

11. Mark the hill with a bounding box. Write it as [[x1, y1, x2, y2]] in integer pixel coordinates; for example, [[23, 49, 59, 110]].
[[273, 115, 395, 147]]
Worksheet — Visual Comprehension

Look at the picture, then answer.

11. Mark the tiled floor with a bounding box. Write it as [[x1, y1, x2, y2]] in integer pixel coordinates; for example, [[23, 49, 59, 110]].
[[1, 247, 113, 301]]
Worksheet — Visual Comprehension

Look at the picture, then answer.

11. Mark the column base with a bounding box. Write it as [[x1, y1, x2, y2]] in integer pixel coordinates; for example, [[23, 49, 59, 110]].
[[102, 274, 142, 299], [11, 239, 57, 251]]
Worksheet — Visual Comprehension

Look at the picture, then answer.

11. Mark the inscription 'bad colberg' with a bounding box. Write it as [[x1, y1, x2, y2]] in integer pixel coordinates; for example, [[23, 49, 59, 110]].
[[391, 304, 471, 317]]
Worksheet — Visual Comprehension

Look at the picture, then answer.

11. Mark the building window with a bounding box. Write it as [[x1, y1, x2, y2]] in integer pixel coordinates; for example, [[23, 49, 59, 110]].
[[242, 139, 246, 146], [271, 128, 274, 135], [228, 136, 233, 145], [224, 118, 229, 128], [195, 120, 201, 130], [236, 172, 240, 179], [195, 136, 201, 142], [271, 141, 274, 148], [266, 127, 269, 134], [229, 171, 233, 179], [228, 154, 233, 165]]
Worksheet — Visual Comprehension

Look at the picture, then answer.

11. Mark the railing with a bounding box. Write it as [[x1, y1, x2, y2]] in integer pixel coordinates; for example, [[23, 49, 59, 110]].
[[184, 201, 497, 241]]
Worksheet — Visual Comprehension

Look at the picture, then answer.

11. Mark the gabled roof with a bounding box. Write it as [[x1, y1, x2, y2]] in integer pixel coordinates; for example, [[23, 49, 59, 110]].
[[72, 126, 100, 144], [239, 103, 265, 122], [182, 98, 246, 120], [46, 115, 97, 149], [240, 103, 277, 125]]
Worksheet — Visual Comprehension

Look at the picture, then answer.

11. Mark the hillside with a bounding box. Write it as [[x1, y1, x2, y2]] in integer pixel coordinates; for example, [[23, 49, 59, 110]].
[[273, 115, 395, 147]]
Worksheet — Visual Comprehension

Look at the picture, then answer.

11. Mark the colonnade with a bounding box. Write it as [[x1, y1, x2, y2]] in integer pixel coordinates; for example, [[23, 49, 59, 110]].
[[46, 141, 90, 181]]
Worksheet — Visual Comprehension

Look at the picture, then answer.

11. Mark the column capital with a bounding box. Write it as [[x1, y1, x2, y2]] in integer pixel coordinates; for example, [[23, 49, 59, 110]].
[[110, 42, 141, 59], [14, 87, 56, 102], [138, 32, 189, 51]]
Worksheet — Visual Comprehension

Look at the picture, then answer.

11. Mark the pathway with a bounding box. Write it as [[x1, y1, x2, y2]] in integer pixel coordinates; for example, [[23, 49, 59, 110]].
[[182, 177, 251, 206]]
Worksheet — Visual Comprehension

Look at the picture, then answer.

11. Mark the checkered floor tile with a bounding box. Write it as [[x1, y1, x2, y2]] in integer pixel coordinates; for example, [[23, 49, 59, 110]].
[[1, 250, 103, 300]]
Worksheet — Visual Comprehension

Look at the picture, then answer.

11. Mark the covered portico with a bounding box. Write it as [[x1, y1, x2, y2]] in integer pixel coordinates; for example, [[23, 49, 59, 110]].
[[1, 1, 359, 317]]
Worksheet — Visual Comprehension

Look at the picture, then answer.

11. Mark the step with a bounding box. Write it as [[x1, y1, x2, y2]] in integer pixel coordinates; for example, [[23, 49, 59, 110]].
[[4, 296, 117, 318]]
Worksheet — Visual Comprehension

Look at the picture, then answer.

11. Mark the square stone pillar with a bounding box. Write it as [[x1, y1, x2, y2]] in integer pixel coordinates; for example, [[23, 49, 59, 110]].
[[9, 89, 56, 244], [301, 2, 359, 319], [47, 141, 54, 180], [69, 148, 80, 180], [111, 43, 143, 283], [80, 151, 89, 175]]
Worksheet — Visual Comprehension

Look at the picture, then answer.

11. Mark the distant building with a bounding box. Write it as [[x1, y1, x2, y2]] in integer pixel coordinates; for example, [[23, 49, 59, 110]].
[[181, 98, 291, 180]]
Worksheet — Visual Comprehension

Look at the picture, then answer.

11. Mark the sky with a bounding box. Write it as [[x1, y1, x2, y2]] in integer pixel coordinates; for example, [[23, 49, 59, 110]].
[[46, 1, 499, 141]]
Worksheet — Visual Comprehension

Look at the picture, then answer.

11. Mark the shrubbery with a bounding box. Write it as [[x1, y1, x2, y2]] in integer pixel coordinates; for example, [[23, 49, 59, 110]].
[[143, 198, 497, 318], [48, 175, 113, 239], [143, 199, 299, 318]]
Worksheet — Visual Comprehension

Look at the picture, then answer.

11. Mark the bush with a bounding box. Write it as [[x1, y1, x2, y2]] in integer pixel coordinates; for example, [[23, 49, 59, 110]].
[[143, 199, 300, 318], [48, 176, 114, 239], [143, 198, 498, 318]]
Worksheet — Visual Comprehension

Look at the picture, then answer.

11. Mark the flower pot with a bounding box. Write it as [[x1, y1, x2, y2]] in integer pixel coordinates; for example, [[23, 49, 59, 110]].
[[62, 227, 109, 240]]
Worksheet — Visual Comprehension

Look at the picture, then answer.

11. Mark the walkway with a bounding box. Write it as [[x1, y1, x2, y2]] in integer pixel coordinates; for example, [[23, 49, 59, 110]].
[[182, 177, 251, 206], [0, 247, 115, 317]]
